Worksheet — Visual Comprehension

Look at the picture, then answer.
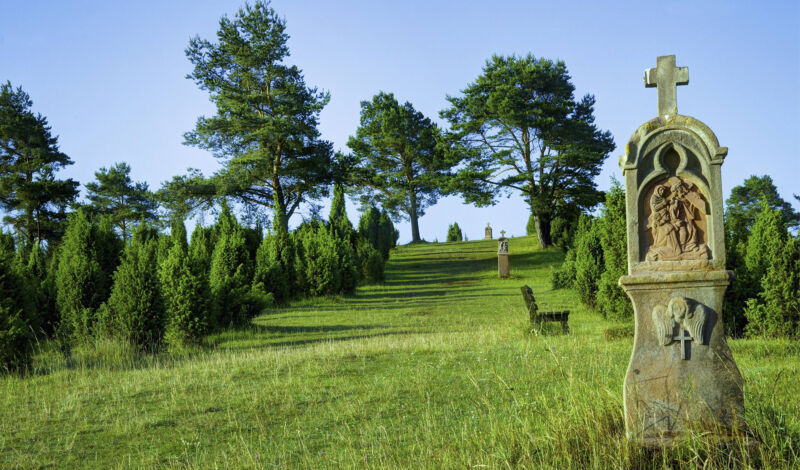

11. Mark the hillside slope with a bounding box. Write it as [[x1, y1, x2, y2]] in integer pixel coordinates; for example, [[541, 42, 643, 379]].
[[1, 237, 798, 468]]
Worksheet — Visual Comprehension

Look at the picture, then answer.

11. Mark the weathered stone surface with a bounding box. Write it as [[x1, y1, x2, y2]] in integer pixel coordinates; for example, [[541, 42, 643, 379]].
[[619, 55, 744, 445], [498, 234, 509, 277], [485, 223, 493, 240]]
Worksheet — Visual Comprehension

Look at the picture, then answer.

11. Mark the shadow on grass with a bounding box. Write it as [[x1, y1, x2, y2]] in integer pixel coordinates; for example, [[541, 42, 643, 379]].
[[210, 330, 416, 351]]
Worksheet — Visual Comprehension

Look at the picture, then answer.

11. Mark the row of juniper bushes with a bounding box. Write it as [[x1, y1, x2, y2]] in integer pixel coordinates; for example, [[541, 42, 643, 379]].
[[0, 184, 397, 372], [548, 175, 800, 338]]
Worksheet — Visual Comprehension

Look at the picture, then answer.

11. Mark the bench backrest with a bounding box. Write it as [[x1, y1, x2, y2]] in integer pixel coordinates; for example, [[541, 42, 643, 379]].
[[520, 285, 538, 314]]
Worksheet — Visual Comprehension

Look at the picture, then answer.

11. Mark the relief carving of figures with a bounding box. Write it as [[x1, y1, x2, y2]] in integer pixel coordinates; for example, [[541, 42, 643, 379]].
[[645, 177, 711, 261]]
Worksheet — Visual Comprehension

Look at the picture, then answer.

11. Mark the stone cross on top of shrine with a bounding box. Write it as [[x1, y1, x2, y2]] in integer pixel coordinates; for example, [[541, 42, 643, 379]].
[[644, 55, 689, 116]]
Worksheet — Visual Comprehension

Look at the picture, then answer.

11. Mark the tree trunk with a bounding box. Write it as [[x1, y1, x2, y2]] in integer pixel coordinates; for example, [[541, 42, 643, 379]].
[[409, 192, 421, 243], [533, 213, 552, 249], [272, 181, 289, 233]]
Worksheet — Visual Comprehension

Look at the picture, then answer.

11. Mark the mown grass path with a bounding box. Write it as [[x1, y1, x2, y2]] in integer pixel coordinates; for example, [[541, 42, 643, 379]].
[[2, 237, 798, 468]]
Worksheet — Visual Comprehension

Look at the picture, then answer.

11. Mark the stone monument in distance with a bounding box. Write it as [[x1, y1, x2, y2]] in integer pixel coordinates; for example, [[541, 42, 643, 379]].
[[485, 223, 493, 240], [618, 55, 744, 445], [497, 230, 509, 277]]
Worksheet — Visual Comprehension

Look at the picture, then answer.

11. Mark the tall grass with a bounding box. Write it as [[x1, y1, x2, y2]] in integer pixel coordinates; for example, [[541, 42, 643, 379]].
[[1, 237, 798, 468]]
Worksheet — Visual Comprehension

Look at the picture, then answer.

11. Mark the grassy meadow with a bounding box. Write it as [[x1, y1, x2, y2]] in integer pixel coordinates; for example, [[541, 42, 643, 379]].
[[2, 236, 799, 468]]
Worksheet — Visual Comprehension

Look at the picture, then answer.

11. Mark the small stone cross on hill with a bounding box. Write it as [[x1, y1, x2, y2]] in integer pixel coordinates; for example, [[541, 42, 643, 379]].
[[500, 230, 506, 238], [645, 55, 689, 116]]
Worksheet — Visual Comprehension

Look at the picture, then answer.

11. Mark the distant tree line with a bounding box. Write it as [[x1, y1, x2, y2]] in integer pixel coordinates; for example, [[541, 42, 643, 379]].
[[0, 186, 397, 370], [551, 175, 800, 338]]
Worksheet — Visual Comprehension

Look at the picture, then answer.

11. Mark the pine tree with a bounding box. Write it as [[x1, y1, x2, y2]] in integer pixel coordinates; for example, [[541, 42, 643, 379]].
[[104, 225, 164, 348], [347, 92, 450, 242], [441, 55, 615, 248], [180, 2, 333, 230], [85, 162, 157, 241], [0, 82, 79, 245]]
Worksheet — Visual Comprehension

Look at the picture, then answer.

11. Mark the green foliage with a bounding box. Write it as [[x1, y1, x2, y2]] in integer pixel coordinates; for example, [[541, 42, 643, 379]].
[[160, 221, 208, 348], [0, 82, 79, 245], [103, 225, 164, 348], [85, 162, 157, 241], [356, 239, 385, 283], [2, 236, 800, 468], [550, 248, 576, 289], [188, 223, 214, 279], [572, 215, 603, 308], [253, 190, 296, 302], [526, 214, 536, 237], [0, 238, 35, 371], [295, 221, 358, 296], [180, 1, 332, 229], [17, 243, 58, 335], [743, 203, 800, 337], [55, 210, 107, 342], [359, 206, 395, 260], [209, 203, 262, 327], [724, 175, 800, 336], [446, 222, 463, 242], [328, 183, 355, 239], [441, 54, 615, 248], [725, 175, 799, 248], [347, 92, 451, 242], [253, 230, 294, 303], [595, 182, 631, 321]]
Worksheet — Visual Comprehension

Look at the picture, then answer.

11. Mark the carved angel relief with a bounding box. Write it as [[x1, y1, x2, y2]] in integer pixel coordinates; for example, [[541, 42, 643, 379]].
[[652, 297, 707, 360], [645, 177, 711, 261]]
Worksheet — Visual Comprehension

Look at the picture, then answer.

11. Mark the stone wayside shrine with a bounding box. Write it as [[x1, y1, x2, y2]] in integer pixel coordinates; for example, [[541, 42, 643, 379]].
[[618, 55, 745, 445], [497, 230, 509, 277], [485, 223, 493, 240]]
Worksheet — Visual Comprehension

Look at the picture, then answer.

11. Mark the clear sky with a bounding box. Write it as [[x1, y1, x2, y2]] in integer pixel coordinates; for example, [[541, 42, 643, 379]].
[[2, 0, 798, 243]]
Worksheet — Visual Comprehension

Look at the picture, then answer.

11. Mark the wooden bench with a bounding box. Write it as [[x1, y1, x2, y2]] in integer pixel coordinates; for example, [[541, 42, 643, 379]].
[[520, 285, 570, 333]]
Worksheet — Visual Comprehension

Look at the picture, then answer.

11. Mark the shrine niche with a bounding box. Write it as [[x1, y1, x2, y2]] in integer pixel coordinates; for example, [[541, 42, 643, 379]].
[[642, 176, 710, 261]]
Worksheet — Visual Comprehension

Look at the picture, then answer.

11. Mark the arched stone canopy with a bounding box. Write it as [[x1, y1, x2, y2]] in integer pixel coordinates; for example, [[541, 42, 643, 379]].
[[619, 114, 728, 272]]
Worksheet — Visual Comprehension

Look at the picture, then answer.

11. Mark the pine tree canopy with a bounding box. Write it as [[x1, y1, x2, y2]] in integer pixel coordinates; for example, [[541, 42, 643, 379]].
[[440, 54, 615, 248], [0, 82, 78, 245], [174, 1, 333, 230], [85, 162, 157, 241], [347, 92, 452, 242], [725, 174, 800, 245]]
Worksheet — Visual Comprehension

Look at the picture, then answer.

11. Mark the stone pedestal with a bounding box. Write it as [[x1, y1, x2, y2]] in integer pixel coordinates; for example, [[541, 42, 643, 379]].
[[498, 253, 509, 277], [621, 271, 744, 443], [619, 55, 745, 445], [497, 236, 509, 277]]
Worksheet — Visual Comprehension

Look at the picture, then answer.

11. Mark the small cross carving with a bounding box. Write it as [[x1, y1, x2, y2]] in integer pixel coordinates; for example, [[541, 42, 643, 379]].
[[645, 55, 689, 116], [673, 329, 693, 360], [500, 230, 506, 238]]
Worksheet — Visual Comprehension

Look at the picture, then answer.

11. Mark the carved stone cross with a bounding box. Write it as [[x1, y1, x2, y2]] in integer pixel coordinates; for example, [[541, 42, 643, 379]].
[[673, 329, 693, 360], [500, 230, 506, 238], [645, 55, 689, 116]]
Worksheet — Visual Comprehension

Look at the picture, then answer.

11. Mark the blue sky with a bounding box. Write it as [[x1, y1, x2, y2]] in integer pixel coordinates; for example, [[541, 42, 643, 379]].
[[2, 0, 798, 243]]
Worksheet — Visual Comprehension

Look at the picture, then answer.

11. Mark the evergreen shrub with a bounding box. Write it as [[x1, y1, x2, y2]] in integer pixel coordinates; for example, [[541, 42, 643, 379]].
[[446, 223, 463, 242]]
